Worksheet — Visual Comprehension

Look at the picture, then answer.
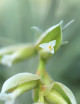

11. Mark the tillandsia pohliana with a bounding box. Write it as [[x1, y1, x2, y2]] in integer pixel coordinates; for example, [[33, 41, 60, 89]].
[[0, 20, 77, 104]]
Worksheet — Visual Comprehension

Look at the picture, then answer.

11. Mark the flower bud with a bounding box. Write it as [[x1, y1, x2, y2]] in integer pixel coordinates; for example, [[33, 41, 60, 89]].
[[0, 73, 41, 104], [0, 44, 30, 57], [0, 44, 37, 67], [45, 82, 77, 104]]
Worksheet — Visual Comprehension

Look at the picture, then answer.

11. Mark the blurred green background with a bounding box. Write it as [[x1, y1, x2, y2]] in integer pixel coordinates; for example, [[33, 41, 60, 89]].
[[0, 0, 80, 104]]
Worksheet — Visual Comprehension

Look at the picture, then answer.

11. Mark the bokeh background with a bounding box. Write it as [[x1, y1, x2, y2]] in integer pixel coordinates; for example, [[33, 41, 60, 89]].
[[0, 0, 80, 104]]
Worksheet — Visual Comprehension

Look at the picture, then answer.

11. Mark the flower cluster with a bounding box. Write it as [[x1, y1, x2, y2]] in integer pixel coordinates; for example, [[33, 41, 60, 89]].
[[0, 20, 76, 104], [0, 72, 76, 104]]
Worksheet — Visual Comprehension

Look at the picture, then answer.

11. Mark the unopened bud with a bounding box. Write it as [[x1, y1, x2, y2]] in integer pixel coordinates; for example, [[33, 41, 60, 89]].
[[1, 44, 37, 67], [45, 82, 77, 104], [0, 73, 41, 104]]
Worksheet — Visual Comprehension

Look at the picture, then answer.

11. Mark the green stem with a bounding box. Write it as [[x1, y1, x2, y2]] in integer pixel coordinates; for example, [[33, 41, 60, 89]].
[[37, 83, 44, 103], [38, 59, 46, 71], [37, 59, 53, 85]]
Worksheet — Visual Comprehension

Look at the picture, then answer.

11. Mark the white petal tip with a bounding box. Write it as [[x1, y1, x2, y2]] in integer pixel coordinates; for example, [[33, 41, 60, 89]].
[[1, 55, 12, 67], [0, 93, 15, 104], [39, 40, 56, 54]]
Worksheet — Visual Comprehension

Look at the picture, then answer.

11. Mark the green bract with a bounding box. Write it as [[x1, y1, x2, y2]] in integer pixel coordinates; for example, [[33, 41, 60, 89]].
[[44, 82, 77, 104], [35, 22, 62, 53], [1, 73, 41, 93], [0, 73, 41, 104], [0, 44, 37, 67], [0, 44, 30, 57]]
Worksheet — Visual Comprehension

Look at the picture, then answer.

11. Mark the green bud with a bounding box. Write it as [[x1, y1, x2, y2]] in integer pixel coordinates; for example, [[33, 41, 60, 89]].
[[1, 73, 40, 93], [44, 82, 77, 104], [0, 73, 41, 104], [0, 44, 30, 57], [0, 44, 37, 67], [46, 89, 68, 104]]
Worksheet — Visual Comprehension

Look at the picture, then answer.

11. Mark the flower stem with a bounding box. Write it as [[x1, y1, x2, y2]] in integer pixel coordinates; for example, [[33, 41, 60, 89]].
[[38, 59, 46, 71], [36, 59, 53, 85]]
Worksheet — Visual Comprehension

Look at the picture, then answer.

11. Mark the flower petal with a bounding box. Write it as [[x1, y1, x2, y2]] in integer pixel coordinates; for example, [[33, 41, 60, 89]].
[[50, 48, 54, 54], [1, 53, 18, 67], [49, 40, 56, 47], [39, 43, 49, 51]]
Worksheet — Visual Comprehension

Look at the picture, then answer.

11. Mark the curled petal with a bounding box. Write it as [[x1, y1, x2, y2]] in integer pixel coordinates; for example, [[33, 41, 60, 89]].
[[49, 48, 54, 54], [49, 40, 56, 47], [39, 43, 49, 51]]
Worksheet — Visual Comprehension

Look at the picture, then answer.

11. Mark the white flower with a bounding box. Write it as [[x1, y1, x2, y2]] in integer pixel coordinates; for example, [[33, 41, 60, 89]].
[[39, 40, 56, 54], [0, 93, 15, 104], [1, 53, 18, 67]]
